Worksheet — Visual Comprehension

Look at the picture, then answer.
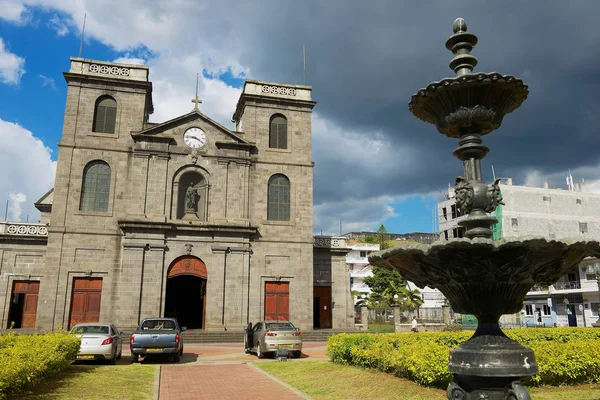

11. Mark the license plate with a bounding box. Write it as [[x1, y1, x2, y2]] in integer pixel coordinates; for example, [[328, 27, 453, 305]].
[[77, 355, 95, 359], [278, 344, 292, 349], [146, 348, 163, 352]]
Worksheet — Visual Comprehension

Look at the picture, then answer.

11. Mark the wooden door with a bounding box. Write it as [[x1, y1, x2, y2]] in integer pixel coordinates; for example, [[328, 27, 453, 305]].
[[313, 286, 332, 329], [264, 282, 289, 321], [9, 281, 40, 328], [69, 278, 103, 328]]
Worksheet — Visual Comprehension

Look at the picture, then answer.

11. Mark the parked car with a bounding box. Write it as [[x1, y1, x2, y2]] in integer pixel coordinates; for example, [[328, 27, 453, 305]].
[[130, 318, 186, 363], [244, 321, 302, 358], [69, 323, 123, 364]]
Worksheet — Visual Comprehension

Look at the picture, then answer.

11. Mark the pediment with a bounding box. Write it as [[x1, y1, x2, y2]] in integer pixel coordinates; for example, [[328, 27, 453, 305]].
[[131, 110, 252, 148]]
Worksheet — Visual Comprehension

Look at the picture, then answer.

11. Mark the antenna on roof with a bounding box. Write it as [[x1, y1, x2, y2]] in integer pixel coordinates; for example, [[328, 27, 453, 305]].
[[78, 13, 87, 58], [566, 169, 574, 191], [491, 165, 496, 181]]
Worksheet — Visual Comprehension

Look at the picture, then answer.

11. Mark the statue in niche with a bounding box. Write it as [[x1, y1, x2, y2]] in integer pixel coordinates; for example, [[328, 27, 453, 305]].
[[185, 182, 199, 214]]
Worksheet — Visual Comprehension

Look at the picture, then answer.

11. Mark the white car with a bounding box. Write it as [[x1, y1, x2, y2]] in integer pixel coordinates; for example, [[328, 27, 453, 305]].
[[70, 323, 123, 364]]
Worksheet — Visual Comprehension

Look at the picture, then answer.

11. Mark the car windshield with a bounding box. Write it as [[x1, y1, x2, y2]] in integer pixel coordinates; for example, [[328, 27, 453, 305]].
[[265, 322, 296, 331], [141, 320, 176, 330], [70, 325, 109, 335]]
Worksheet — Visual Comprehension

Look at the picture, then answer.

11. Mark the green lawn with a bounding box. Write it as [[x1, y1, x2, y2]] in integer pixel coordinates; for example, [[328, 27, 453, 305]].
[[9, 364, 156, 400], [367, 323, 395, 333], [256, 360, 600, 400]]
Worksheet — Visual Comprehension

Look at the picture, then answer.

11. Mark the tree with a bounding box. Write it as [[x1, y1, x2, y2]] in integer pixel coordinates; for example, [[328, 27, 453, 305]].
[[400, 287, 424, 318], [375, 224, 391, 250], [363, 266, 407, 307]]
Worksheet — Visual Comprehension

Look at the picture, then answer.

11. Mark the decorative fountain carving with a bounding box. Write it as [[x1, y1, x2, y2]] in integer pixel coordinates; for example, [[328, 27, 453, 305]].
[[369, 18, 600, 400]]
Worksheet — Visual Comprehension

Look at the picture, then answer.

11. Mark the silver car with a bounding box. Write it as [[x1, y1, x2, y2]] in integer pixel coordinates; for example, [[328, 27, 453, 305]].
[[69, 323, 123, 364], [244, 321, 302, 358]]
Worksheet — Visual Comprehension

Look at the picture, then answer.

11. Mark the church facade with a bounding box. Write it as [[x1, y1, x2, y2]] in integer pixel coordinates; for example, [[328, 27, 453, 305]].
[[0, 58, 352, 332]]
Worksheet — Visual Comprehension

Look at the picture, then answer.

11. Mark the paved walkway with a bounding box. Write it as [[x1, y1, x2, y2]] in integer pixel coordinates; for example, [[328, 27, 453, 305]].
[[159, 364, 304, 400], [124, 342, 327, 399]]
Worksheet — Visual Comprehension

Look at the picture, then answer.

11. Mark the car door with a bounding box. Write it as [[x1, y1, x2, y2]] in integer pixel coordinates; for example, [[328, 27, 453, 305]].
[[112, 324, 122, 354], [253, 322, 263, 350]]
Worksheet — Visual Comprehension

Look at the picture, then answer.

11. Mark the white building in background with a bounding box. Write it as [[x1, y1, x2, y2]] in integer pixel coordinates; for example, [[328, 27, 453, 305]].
[[345, 242, 446, 310], [438, 177, 600, 328], [347, 243, 378, 299]]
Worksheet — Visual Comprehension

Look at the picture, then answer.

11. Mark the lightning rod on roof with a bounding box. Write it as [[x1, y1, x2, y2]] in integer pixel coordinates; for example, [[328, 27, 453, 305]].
[[78, 13, 87, 58], [303, 45, 306, 85]]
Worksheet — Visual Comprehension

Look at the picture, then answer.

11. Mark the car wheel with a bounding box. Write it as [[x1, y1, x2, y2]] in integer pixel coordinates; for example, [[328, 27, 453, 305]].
[[257, 343, 265, 359], [173, 352, 181, 363], [131, 354, 139, 363], [293, 351, 302, 358]]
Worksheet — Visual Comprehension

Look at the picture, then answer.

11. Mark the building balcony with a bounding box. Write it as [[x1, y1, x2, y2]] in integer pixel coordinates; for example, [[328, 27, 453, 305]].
[[314, 236, 348, 249], [346, 257, 369, 264], [552, 281, 581, 291], [0, 221, 48, 237]]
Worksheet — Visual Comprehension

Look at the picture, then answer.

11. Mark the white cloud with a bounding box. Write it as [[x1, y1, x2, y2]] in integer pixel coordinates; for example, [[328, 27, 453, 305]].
[[522, 164, 600, 192], [112, 57, 146, 65], [0, 0, 27, 23], [315, 196, 399, 236], [48, 14, 69, 36], [0, 38, 25, 84], [37, 74, 55, 88], [0, 118, 56, 222]]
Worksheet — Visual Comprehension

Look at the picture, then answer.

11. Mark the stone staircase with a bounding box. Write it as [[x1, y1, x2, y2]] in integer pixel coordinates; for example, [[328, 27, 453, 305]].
[[181, 328, 365, 343]]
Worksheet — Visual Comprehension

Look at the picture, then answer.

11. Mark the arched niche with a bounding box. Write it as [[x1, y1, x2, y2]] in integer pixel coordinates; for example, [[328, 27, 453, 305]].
[[172, 166, 210, 220]]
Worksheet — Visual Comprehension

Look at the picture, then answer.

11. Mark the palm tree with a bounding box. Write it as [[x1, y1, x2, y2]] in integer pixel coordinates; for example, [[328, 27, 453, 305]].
[[401, 287, 424, 319]]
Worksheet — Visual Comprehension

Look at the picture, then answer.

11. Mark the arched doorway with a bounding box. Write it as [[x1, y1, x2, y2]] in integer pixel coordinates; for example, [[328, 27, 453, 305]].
[[164, 256, 207, 330]]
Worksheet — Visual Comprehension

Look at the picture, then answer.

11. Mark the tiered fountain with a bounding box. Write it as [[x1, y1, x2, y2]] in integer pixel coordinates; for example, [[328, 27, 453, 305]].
[[369, 18, 600, 400]]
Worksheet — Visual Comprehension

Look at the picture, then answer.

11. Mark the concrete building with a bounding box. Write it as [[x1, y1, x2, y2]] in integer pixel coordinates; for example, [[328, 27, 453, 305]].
[[0, 57, 353, 333], [345, 239, 446, 313], [438, 178, 600, 327]]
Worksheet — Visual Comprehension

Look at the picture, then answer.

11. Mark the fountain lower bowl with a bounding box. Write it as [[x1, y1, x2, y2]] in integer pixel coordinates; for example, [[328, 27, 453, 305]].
[[368, 237, 600, 315]]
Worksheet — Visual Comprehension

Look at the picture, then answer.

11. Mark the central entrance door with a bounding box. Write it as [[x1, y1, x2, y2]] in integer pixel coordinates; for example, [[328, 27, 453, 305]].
[[164, 256, 207, 329]]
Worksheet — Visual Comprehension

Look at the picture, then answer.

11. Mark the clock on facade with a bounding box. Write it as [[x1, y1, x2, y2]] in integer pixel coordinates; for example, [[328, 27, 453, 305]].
[[183, 127, 207, 149]]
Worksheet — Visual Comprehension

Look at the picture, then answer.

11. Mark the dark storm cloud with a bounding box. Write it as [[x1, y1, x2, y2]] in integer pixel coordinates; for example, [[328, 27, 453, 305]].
[[226, 1, 600, 205]]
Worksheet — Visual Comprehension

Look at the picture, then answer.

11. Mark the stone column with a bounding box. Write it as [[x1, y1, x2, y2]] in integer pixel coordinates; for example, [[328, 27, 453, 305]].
[[443, 303, 451, 324], [393, 306, 401, 332], [360, 305, 369, 327]]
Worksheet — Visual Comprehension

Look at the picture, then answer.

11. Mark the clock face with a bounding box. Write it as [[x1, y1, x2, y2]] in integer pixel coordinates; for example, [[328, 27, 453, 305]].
[[183, 127, 207, 149]]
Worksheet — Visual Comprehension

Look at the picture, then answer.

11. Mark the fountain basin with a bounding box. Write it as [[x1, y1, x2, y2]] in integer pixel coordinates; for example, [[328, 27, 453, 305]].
[[408, 73, 529, 138], [369, 237, 600, 315]]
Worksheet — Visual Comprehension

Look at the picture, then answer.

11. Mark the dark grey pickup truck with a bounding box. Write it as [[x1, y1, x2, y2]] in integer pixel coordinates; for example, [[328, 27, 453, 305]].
[[130, 318, 186, 363]]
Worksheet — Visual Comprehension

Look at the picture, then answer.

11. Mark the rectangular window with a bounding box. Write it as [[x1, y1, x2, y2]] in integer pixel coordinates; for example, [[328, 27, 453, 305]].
[[576, 198, 582, 205], [525, 304, 533, 315], [511, 218, 518, 228], [451, 204, 457, 219], [442, 207, 448, 221], [543, 305, 551, 315], [444, 230, 449, 240], [359, 251, 367, 258], [543, 196, 551, 202], [580, 222, 588, 234], [591, 302, 600, 318]]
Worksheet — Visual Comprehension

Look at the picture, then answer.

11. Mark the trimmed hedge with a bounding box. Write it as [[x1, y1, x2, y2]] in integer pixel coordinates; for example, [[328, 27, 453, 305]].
[[326, 328, 600, 388], [0, 331, 80, 398]]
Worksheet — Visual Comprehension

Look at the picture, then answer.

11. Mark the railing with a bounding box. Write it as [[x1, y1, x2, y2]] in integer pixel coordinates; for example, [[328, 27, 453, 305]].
[[553, 281, 581, 290], [0, 221, 48, 236], [346, 257, 369, 264], [528, 284, 549, 292]]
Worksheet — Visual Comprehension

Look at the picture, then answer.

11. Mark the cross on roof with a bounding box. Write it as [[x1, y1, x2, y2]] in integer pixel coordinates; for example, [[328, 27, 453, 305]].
[[192, 72, 202, 111]]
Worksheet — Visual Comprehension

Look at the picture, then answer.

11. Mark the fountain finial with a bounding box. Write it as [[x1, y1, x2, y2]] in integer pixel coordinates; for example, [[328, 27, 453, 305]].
[[446, 17, 478, 76]]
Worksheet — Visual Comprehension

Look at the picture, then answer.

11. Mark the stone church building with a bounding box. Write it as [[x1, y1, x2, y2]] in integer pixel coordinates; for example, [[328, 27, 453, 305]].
[[0, 57, 352, 332]]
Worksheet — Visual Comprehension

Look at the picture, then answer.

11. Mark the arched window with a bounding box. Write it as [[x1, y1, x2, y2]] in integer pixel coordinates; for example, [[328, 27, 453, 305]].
[[268, 174, 290, 221], [79, 161, 111, 212], [93, 96, 117, 133], [269, 114, 287, 149]]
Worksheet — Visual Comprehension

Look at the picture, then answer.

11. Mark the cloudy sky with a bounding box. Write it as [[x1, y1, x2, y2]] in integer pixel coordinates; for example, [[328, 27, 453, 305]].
[[0, 1, 599, 234]]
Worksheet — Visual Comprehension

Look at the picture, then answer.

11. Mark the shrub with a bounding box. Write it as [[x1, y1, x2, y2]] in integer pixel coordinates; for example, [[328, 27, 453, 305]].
[[327, 329, 600, 388], [0, 331, 80, 398]]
